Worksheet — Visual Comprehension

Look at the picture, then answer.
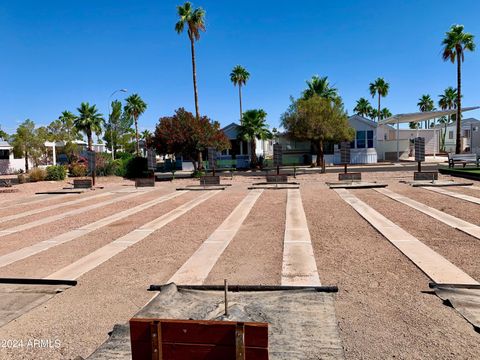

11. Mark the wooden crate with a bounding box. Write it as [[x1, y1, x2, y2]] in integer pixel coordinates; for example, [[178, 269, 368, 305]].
[[199, 176, 220, 185], [130, 318, 268, 360], [414, 171, 438, 181], [73, 179, 92, 189], [266, 175, 288, 183], [338, 172, 361, 181]]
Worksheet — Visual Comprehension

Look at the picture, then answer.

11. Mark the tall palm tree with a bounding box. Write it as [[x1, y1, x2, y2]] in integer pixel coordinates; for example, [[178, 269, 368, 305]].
[[369, 77, 390, 122], [354, 97, 373, 118], [124, 94, 147, 156], [175, 1, 206, 120], [230, 65, 250, 121], [438, 87, 458, 152], [303, 75, 338, 101], [74, 102, 104, 150], [442, 24, 475, 153], [237, 109, 272, 167], [417, 94, 435, 129]]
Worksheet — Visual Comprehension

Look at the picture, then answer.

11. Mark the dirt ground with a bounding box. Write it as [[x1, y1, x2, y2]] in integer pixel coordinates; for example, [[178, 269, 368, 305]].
[[0, 172, 479, 359]]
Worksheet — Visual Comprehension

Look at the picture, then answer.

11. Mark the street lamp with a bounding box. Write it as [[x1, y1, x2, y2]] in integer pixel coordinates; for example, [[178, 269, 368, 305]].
[[108, 88, 128, 160]]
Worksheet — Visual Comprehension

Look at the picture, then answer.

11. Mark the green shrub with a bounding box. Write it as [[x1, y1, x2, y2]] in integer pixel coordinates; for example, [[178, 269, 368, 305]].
[[192, 169, 206, 178], [46, 165, 67, 181], [71, 164, 87, 177], [29, 168, 47, 182], [125, 156, 149, 179]]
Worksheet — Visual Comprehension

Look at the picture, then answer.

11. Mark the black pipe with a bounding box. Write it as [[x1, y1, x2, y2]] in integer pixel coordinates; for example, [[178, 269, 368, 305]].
[[149, 283, 338, 293], [0, 277, 77, 286]]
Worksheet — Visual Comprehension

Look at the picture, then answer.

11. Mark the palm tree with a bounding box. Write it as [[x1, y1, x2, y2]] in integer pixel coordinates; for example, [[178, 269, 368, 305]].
[[353, 98, 373, 118], [380, 108, 392, 120], [175, 1, 206, 120], [417, 94, 435, 129], [74, 102, 104, 150], [237, 109, 272, 167], [141, 129, 152, 140], [369, 77, 390, 122], [124, 94, 147, 156], [303, 75, 338, 101], [230, 65, 250, 121], [438, 87, 458, 152], [442, 24, 475, 153]]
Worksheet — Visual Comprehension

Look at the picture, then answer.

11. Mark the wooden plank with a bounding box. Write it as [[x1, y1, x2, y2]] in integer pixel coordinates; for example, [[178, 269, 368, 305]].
[[130, 319, 268, 360]]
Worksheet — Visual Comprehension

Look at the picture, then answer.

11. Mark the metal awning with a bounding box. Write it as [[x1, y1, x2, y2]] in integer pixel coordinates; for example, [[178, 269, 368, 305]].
[[379, 106, 480, 125]]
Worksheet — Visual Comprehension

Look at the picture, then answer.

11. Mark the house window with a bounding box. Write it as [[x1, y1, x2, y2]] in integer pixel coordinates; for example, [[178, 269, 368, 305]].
[[367, 130, 374, 148], [0, 149, 9, 160], [356, 131, 366, 148], [464, 129, 471, 138], [449, 131, 454, 140]]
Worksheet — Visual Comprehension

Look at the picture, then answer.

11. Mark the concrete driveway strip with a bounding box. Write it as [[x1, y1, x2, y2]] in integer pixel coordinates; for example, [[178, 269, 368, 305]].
[[422, 186, 480, 205], [0, 191, 187, 268], [46, 190, 221, 280], [281, 189, 321, 286], [0, 192, 112, 224], [375, 188, 480, 240], [334, 188, 478, 285], [0, 190, 154, 238], [169, 189, 264, 285]]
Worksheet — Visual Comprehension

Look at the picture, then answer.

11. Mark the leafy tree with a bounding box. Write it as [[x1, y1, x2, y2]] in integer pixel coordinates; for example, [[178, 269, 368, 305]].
[[175, 1, 206, 120], [417, 94, 435, 129], [0, 126, 8, 140], [369, 77, 390, 122], [152, 108, 230, 172], [103, 100, 134, 157], [74, 102, 104, 150], [230, 65, 250, 121], [303, 75, 338, 101], [353, 97, 373, 118], [10, 119, 46, 171], [442, 24, 475, 153], [438, 87, 459, 151], [124, 94, 147, 156], [281, 95, 354, 172], [237, 109, 272, 167]]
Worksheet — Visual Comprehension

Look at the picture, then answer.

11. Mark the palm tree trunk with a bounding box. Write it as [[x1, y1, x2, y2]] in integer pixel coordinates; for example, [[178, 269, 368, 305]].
[[316, 139, 325, 172], [455, 53, 462, 154], [238, 84, 243, 122], [190, 37, 200, 120], [87, 130, 92, 151], [24, 149, 29, 172], [377, 94, 381, 123], [134, 117, 140, 156], [250, 139, 257, 168]]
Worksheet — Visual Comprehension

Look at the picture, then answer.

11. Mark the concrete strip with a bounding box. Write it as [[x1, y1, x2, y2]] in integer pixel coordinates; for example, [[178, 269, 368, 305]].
[[375, 188, 480, 240], [422, 186, 480, 205], [0, 192, 112, 224], [46, 191, 220, 280], [169, 189, 263, 285], [334, 188, 478, 285], [0, 194, 60, 209], [0, 191, 186, 268], [471, 186, 480, 191], [281, 189, 321, 286], [0, 190, 154, 237]]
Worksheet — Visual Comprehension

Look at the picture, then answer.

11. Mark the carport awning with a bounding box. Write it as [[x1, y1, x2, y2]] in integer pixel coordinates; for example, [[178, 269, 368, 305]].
[[378, 106, 480, 125]]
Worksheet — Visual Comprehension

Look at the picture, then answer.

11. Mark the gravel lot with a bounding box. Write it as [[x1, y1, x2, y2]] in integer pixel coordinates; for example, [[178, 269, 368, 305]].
[[0, 173, 479, 359]]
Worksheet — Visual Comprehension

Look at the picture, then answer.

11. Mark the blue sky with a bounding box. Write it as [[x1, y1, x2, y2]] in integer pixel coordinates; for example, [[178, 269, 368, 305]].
[[1, 0, 480, 135]]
